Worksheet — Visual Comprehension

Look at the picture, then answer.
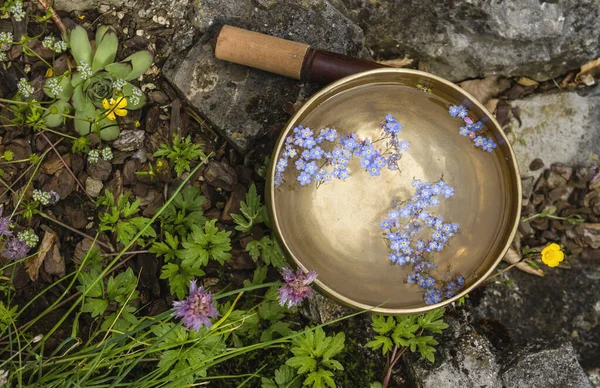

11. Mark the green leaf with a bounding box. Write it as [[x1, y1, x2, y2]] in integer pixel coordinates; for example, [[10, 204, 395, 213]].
[[105, 62, 133, 79], [408, 336, 438, 363], [303, 369, 335, 388], [73, 104, 96, 136], [260, 321, 292, 342], [366, 335, 393, 356], [371, 314, 396, 335], [44, 100, 72, 127], [286, 356, 317, 375], [69, 26, 93, 66], [160, 262, 204, 299], [181, 220, 231, 266], [526, 259, 540, 270], [274, 365, 300, 388], [232, 183, 265, 232], [122, 83, 147, 109], [81, 298, 108, 317], [258, 300, 286, 321], [77, 269, 104, 297], [417, 308, 448, 334], [123, 51, 154, 81], [150, 232, 180, 262], [92, 27, 118, 72], [245, 236, 285, 268], [321, 332, 345, 361]]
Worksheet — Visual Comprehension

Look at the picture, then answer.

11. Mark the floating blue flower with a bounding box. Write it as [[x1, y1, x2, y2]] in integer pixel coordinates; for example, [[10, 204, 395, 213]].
[[456, 275, 465, 287], [474, 136, 485, 147], [407, 273, 422, 284], [368, 166, 381, 176], [381, 219, 392, 230], [305, 161, 318, 175], [297, 172, 311, 185], [300, 127, 313, 139], [295, 159, 307, 170], [398, 140, 410, 151], [442, 186, 455, 199], [301, 150, 311, 160], [449, 105, 460, 117], [457, 105, 468, 118], [304, 137, 316, 149], [472, 121, 484, 131], [459, 126, 471, 136]]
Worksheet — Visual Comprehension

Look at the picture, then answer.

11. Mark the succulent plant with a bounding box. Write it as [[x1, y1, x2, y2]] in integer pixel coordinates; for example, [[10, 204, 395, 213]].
[[43, 26, 153, 140]]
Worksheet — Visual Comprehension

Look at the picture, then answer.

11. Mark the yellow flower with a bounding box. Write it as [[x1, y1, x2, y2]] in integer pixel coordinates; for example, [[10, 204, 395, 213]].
[[102, 97, 128, 121], [541, 243, 565, 267]]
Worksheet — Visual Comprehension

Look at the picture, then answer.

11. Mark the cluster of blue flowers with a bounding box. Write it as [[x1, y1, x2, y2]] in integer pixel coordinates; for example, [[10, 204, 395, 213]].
[[449, 105, 497, 152], [274, 115, 410, 187], [380, 178, 465, 305]]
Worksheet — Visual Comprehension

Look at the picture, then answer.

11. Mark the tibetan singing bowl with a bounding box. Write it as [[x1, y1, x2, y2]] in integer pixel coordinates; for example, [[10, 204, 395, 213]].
[[266, 69, 521, 314]]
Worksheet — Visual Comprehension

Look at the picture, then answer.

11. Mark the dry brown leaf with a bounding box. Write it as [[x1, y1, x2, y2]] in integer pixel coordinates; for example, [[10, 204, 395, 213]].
[[44, 239, 64, 277], [503, 247, 545, 277], [377, 58, 414, 68], [515, 77, 539, 87], [485, 98, 499, 115], [576, 57, 600, 85], [25, 230, 59, 281], [459, 76, 511, 104]]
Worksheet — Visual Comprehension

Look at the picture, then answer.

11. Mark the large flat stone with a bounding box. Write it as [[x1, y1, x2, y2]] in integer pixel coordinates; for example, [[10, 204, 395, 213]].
[[510, 90, 600, 180], [339, 0, 600, 82], [164, 0, 365, 152], [503, 342, 592, 388]]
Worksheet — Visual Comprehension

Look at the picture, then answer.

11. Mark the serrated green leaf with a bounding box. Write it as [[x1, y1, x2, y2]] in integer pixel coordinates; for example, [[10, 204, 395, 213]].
[[371, 315, 396, 335], [366, 335, 393, 356], [260, 321, 292, 342], [322, 332, 345, 360], [286, 356, 317, 375], [408, 336, 438, 363], [81, 298, 108, 317], [417, 308, 448, 334], [304, 369, 335, 388]]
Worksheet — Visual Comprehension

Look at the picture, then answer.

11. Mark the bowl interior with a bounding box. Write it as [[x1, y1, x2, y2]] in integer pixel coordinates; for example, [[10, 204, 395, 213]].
[[268, 69, 520, 313]]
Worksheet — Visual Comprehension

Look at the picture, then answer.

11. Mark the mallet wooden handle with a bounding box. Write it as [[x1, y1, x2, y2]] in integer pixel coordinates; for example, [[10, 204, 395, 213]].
[[214, 25, 387, 85]]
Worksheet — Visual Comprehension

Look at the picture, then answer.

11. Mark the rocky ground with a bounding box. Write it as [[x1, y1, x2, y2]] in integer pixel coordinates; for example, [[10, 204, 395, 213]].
[[3, 0, 600, 386]]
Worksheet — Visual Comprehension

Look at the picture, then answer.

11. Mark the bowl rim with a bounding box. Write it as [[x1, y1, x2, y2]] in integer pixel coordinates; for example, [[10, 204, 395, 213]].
[[266, 68, 522, 314]]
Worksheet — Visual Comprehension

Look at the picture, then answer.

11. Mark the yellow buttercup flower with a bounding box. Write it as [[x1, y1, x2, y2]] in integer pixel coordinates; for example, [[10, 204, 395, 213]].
[[541, 243, 564, 267], [102, 97, 128, 121]]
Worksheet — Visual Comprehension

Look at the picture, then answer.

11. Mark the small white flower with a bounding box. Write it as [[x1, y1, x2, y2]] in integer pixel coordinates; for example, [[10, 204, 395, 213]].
[[17, 229, 38, 248], [79, 60, 93, 80], [87, 149, 99, 163], [111, 78, 126, 91], [32, 189, 51, 206], [53, 40, 67, 53], [129, 87, 142, 105], [42, 36, 55, 50], [10, 0, 25, 22], [32, 334, 43, 343], [17, 78, 34, 98], [101, 146, 113, 161], [46, 78, 63, 97], [0, 32, 12, 45], [0, 52, 6, 62]]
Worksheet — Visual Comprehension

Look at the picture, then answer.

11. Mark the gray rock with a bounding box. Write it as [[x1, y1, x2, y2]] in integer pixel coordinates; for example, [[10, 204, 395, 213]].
[[164, 0, 365, 152], [472, 259, 600, 373], [85, 177, 104, 198], [510, 91, 600, 181], [407, 313, 502, 388], [301, 292, 354, 324], [339, 0, 600, 82], [112, 130, 146, 152], [502, 342, 592, 388], [87, 159, 113, 181]]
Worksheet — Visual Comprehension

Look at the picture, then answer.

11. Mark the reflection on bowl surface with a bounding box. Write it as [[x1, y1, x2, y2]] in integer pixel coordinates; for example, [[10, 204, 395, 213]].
[[268, 69, 521, 314]]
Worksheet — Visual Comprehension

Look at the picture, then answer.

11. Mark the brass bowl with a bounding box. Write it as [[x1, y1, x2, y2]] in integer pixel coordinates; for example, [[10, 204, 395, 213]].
[[266, 69, 521, 314]]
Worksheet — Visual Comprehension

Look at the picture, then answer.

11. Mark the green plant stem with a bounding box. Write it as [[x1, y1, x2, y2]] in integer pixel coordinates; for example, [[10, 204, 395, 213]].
[[43, 127, 77, 140], [0, 139, 57, 201], [38, 211, 115, 252]]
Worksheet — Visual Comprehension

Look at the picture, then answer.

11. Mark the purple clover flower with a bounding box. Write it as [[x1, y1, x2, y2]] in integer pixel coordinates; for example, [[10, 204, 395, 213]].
[[172, 280, 219, 330], [2, 237, 29, 261], [278, 267, 318, 308]]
